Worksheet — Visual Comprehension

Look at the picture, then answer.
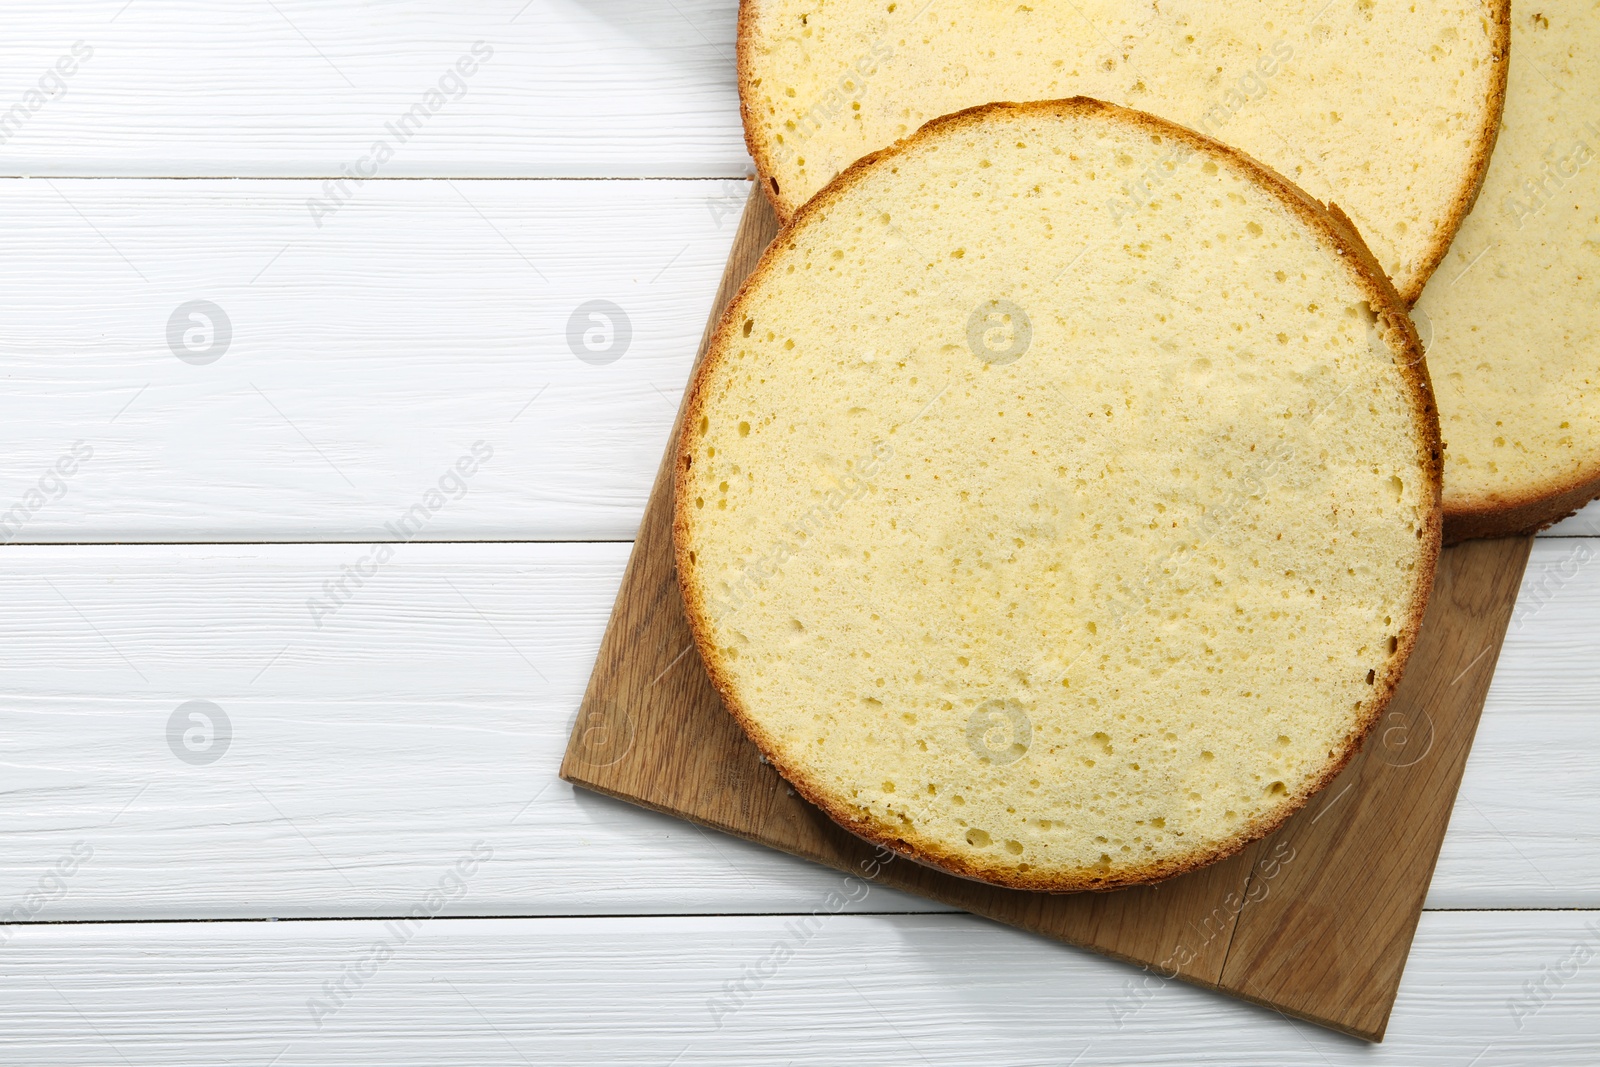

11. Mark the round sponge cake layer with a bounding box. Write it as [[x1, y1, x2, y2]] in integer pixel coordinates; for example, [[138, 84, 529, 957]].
[[738, 0, 1509, 304], [676, 100, 1441, 891], [1413, 1, 1600, 541]]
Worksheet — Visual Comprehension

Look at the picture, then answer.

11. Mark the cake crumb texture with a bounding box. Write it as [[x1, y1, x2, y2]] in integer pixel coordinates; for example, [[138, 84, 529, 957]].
[[739, 0, 1509, 303], [1414, 0, 1600, 541], [677, 100, 1441, 890]]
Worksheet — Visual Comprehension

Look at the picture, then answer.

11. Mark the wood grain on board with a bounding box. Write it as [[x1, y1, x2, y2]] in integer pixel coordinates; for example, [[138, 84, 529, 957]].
[[560, 192, 1535, 1042]]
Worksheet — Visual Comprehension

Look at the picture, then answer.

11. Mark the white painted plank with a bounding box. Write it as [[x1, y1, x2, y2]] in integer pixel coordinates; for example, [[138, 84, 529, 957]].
[[0, 177, 747, 543], [0, 176, 1590, 545], [0, 0, 748, 177], [0, 539, 1595, 919], [0, 541, 943, 919], [0, 912, 1595, 1064]]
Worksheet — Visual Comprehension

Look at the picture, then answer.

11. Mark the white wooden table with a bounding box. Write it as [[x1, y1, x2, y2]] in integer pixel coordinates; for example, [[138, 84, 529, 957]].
[[0, 3, 1595, 1063]]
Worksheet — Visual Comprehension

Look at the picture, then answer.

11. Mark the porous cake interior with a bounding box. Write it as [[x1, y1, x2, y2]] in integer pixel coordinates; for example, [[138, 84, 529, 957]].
[[742, 0, 1506, 301], [679, 103, 1437, 889], [1413, 0, 1600, 537]]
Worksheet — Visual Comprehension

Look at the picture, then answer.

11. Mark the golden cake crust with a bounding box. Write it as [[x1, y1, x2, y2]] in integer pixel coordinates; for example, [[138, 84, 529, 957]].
[[1443, 470, 1600, 544]]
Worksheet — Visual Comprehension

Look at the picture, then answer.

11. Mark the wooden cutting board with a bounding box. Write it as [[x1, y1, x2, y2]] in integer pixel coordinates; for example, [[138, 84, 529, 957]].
[[559, 190, 1534, 1042]]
